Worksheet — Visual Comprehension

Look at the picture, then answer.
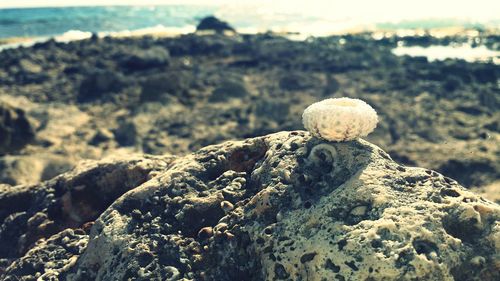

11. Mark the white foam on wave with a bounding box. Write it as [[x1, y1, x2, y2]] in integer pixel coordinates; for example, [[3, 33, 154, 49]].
[[0, 25, 195, 52], [54, 30, 93, 43], [99, 24, 195, 38]]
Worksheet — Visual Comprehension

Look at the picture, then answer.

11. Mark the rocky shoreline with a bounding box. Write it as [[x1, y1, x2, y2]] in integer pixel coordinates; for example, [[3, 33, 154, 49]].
[[1, 131, 499, 280], [1, 27, 498, 196], [0, 20, 499, 280]]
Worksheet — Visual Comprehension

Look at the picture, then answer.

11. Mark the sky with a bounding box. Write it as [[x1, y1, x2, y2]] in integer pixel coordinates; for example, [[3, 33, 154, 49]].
[[0, 1, 498, 23]]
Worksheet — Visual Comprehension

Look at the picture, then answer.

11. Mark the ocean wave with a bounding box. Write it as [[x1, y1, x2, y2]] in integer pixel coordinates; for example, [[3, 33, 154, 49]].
[[98, 24, 196, 38], [54, 30, 93, 42], [0, 25, 196, 51]]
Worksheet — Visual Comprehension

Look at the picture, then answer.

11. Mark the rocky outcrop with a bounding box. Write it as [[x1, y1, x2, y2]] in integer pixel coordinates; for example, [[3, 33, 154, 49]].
[[0, 102, 34, 155], [0, 32, 498, 195], [0, 154, 174, 270], [196, 16, 236, 33], [120, 46, 170, 70], [77, 68, 128, 102], [1, 132, 499, 280], [0, 154, 74, 185]]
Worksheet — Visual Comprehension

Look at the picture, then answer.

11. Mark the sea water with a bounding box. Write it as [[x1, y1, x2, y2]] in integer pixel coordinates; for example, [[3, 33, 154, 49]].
[[0, 6, 216, 39], [2, 4, 500, 39], [0, 5, 499, 63], [392, 44, 500, 64]]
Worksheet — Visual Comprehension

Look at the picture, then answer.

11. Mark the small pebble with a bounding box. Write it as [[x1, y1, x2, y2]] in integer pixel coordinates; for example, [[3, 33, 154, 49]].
[[197, 227, 213, 240], [220, 201, 234, 213]]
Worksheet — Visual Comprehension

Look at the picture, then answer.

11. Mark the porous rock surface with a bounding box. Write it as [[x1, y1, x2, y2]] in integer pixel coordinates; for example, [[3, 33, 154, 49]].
[[0, 154, 175, 276], [1, 131, 499, 280]]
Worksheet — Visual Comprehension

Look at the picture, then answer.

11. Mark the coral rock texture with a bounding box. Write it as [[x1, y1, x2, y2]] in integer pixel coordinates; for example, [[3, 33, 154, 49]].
[[302, 97, 378, 141], [1, 132, 499, 280]]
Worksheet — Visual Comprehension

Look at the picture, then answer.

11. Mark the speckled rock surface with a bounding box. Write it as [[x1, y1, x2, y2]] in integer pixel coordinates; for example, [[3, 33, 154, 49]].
[[0, 154, 174, 278], [1, 131, 499, 280]]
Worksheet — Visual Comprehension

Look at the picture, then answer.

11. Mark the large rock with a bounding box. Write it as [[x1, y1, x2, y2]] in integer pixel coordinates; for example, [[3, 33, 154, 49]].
[[209, 79, 249, 102], [121, 47, 170, 70], [0, 154, 75, 186], [0, 102, 35, 155], [14, 58, 50, 85], [196, 16, 235, 33], [0, 154, 174, 267], [139, 72, 191, 102], [77, 68, 128, 102], [1, 132, 499, 280]]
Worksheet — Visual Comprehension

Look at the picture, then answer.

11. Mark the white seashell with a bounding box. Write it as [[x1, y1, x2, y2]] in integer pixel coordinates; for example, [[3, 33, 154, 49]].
[[302, 97, 378, 141]]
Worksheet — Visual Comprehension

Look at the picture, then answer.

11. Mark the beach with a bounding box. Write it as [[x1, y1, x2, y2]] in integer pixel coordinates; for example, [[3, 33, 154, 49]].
[[0, 10, 499, 280], [1, 23, 498, 192]]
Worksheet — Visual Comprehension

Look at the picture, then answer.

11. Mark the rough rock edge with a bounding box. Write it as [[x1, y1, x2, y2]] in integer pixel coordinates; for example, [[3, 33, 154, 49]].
[[0, 154, 175, 274], [2, 131, 499, 281]]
